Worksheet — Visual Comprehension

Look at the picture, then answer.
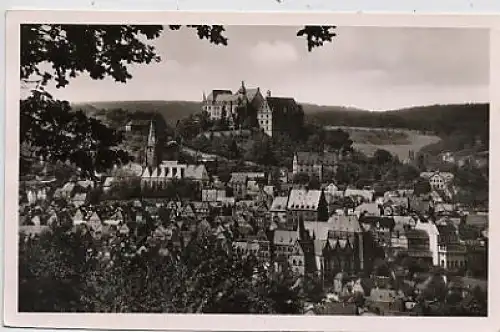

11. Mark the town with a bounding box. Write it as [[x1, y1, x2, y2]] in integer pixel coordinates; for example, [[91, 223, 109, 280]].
[[18, 82, 488, 316]]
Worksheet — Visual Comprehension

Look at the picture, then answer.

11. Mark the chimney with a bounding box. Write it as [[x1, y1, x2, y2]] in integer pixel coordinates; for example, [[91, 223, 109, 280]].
[[267, 90, 271, 97]]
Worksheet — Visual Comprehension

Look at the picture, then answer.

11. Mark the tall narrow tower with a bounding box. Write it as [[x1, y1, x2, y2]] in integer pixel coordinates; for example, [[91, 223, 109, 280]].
[[146, 120, 157, 167]]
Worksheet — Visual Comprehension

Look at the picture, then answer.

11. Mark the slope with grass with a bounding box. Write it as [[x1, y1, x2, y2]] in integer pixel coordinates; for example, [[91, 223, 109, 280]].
[[324, 126, 441, 160]]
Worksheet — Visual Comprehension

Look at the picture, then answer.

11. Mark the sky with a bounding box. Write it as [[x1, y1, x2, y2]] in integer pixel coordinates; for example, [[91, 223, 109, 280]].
[[40, 25, 490, 111]]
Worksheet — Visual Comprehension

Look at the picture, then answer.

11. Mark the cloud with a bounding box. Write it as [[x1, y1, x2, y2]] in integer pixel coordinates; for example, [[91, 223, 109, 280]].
[[249, 41, 299, 67]]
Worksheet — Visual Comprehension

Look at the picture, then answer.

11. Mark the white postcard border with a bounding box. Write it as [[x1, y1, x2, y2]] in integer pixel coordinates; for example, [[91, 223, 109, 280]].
[[4, 10, 500, 332]]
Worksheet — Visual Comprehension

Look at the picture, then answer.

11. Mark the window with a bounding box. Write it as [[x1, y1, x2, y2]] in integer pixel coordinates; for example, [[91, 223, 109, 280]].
[[441, 260, 445, 267]]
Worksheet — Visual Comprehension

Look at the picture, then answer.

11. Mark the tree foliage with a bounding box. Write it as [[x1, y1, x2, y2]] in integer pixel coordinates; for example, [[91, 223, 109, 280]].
[[19, 227, 303, 314]]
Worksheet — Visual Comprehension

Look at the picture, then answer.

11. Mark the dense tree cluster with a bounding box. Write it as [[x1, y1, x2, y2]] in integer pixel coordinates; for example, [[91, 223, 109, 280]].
[[19, 228, 303, 313]]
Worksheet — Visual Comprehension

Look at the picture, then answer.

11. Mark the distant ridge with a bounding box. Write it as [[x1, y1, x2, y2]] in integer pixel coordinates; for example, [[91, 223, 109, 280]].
[[306, 102, 489, 135], [72, 100, 201, 126], [72, 100, 489, 146]]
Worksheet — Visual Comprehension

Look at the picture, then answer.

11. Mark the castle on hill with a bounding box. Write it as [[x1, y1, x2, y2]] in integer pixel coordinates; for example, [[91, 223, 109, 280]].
[[201, 81, 304, 137]]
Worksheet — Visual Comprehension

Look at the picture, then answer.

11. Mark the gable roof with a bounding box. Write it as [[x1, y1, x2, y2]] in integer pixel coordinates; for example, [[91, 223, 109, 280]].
[[287, 189, 322, 211], [344, 188, 374, 201], [369, 288, 397, 303], [72, 193, 87, 201], [360, 216, 395, 230], [265, 97, 300, 113], [420, 171, 454, 181], [185, 164, 208, 180], [355, 203, 380, 215], [206, 90, 233, 102], [230, 173, 248, 184], [273, 230, 298, 246], [466, 213, 488, 227], [304, 221, 334, 241], [328, 215, 362, 233], [270, 196, 288, 211]]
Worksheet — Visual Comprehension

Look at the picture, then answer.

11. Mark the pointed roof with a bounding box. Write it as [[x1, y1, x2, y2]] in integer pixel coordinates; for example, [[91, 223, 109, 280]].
[[147, 120, 156, 146], [151, 167, 159, 177], [273, 230, 299, 246], [73, 209, 85, 221], [142, 167, 151, 178], [119, 223, 130, 234], [88, 211, 101, 222]]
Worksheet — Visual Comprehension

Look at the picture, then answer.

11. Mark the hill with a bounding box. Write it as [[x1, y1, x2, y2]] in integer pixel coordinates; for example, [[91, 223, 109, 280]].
[[72, 100, 201, 126], [73, 100, 489, 157], [306, 103, 488, 137], [306, 103, 489, 155]]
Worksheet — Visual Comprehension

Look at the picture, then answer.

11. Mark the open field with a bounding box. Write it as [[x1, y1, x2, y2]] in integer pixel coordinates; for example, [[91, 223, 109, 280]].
[[326, 126, 441, 159]]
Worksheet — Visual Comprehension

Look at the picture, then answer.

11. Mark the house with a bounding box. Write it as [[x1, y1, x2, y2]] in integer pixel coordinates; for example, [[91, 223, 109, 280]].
[[286, 189, 329, 230], [118, 223, 130, 236], [202, 188, 227, 202], [60, 182, 76, 199], [355, 203, 381, 217], [229, 173, 248, 199], [415, 220, 440, 266], [303, 221, 335, 241], [391, 223, 409, 250], [436, 223, 466, 270], [270, 196, 288, 228], [465, 213, 488, 229], [273, 230, 299, 260], [438, 243, 467, 270], [192, 202, 210, 218], [103, 177, 115, 192], [72, 193, 87, 208], [87, 211, 102, 232], [359, 216, 395, 248], [288, 240, 306, 275], [405, 229, 433, 263], [292, 152, 339, 182], [408, 196, 431, 214], [440, 151, 455, 164], [368, 288, 400, 315], [344, 188, 374, 203], [179, 204, 196, 219], [72, 209, 86, 226], [420, 171, 454, 190], [324, 215, 365, 275], [104, 210, 124, 226], [76, 180, 94, 190], [184, 164, 210, 183], [393, 216, 416, 227], [246, 180, 261, 196], [30, 215, 42, 226]]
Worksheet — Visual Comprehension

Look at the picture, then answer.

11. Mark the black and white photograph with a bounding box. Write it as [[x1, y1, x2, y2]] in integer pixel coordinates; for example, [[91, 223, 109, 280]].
[[3, 10, 498, 332]]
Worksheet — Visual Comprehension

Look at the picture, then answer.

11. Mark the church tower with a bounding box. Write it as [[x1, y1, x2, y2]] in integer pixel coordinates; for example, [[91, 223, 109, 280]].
[[146, 120, 157, 167]]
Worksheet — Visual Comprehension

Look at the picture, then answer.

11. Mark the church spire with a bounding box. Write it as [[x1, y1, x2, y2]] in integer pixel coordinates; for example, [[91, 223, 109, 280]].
[[147, 120, 156, 146], [202, 91, 207, 102], [146, 120, 157, 167]]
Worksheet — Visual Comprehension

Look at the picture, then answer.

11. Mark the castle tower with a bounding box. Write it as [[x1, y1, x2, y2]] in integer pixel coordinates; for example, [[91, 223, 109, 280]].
[[146, 120, 157, 167]]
